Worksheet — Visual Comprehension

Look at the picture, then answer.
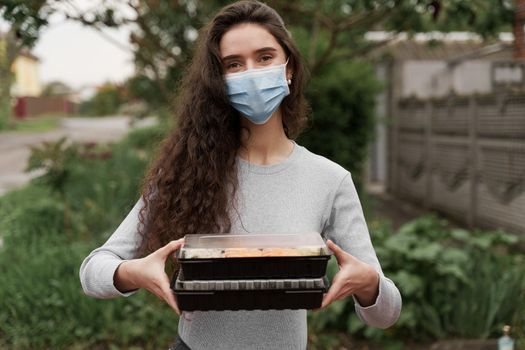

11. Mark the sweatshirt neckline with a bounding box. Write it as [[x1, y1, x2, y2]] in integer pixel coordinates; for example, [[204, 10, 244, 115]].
[[236, 140, 301, 175]]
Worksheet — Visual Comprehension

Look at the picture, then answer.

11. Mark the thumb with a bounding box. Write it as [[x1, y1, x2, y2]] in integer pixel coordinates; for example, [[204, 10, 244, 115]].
[[158, 238, 185, 260], [326, 239, 349, 263]]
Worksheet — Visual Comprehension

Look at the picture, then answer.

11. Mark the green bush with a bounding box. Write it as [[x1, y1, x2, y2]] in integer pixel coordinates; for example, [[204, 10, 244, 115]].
[[308, 215, 525, 348], [119, 123, 166, 153], [0, 232, 179, 349], [299, 59, 381, 190], [373, 217, 524, 342], [79, 83, 125, 117], [0, 130, 178, 349], [22, 127, 159, 243], [0, 186, 67, 247], [62, 143, 148, 241]]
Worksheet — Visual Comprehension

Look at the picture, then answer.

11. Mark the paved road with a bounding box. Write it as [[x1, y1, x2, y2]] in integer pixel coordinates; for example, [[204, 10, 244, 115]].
[[0, 115, 157, 196]]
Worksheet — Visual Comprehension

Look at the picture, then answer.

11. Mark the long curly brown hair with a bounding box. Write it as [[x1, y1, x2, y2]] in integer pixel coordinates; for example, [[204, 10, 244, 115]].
[[137, 0, 310, 256]]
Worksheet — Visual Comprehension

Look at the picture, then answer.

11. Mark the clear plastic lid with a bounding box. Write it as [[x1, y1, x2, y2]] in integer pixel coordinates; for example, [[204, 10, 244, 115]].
[[179, 232, 331, 259]]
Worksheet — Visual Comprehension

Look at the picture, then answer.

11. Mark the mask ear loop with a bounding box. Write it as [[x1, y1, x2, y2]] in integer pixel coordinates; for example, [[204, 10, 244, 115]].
[[285, 57, 292, 85]]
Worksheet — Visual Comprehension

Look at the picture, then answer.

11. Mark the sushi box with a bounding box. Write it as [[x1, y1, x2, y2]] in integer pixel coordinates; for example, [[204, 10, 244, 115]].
[[171, 269, 330, 311], [175, 232, 333, 280]]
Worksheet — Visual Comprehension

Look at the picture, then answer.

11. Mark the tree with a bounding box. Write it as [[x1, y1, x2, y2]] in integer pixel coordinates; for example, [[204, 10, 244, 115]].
[[41, 80, 73, 96], [0, 0, 515, 178], [271, 0, 514, 74], [0, 31, 15, 130], [1, 0, 514, 113], [0, 0, 54, 129], [79, 82, 125, 116]]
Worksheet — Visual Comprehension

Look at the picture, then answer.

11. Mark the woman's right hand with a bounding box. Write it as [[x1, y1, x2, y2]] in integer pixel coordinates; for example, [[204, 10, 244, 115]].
[[114, 238, 185, 315]]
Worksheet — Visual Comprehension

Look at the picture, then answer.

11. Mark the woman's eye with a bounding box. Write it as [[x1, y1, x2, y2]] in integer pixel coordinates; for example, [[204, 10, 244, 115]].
[[227, 62, 241, 69], [224, 56, 274, 72]]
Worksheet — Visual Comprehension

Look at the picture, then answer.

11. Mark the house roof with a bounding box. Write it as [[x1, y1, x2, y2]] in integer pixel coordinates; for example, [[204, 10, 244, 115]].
[[367, 31, 514, 62], [0, 31, 40, 62], [18, 48, 40, 62]]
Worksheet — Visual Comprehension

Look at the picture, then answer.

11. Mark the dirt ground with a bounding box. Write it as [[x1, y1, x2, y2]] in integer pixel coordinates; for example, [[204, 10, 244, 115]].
[[365, 182, 431, 230]]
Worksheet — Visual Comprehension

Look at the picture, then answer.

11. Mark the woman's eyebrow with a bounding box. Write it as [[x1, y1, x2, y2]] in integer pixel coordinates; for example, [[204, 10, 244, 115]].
[[222, 47, 278, 61]]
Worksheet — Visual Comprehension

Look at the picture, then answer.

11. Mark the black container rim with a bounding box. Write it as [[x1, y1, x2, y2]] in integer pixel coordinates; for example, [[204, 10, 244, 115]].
[[171, 274, 330, 293]]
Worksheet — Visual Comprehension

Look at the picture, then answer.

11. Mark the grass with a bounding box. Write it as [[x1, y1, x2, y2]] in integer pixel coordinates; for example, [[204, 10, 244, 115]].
[[0, 138, 178, 348], [6, 114, 65, 133]]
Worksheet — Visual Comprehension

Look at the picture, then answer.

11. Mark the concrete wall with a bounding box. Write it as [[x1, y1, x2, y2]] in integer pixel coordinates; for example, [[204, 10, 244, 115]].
[[367, 63, 389, 184], [401, 60, 493, 98]]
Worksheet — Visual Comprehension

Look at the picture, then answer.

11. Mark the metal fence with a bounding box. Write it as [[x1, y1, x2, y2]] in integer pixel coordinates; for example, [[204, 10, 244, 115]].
[[389, 92, 525, 234]]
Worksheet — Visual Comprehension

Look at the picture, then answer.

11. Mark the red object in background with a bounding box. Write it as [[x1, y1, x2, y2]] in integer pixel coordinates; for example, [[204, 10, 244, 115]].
[[12, 96, 79, 119], [13, 97, 27, 119]]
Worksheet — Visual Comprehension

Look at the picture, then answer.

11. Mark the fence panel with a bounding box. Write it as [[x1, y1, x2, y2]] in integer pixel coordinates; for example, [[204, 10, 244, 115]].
[[392, 93, 525, 234]]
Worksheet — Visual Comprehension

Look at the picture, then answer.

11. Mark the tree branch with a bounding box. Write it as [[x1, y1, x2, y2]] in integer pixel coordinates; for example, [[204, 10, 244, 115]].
[[126, 1, 180, 62], [309, 27, 340, 75], [325, 36, 399, 65], [337, 6, 395, 32], [307, 0, 324, 64]]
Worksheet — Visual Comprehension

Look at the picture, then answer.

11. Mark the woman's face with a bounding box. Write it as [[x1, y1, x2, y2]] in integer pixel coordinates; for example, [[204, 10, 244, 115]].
[[219, 23, 291, 77]]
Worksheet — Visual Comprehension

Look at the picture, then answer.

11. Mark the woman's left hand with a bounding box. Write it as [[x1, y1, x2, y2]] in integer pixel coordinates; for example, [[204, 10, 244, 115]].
[[315, 239, 380, 310]]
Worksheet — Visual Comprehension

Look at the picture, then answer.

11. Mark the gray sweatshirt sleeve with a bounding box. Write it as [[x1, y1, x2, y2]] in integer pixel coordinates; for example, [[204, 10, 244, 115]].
[[322, 172, 402, 329], [79, 196, 145, 299]]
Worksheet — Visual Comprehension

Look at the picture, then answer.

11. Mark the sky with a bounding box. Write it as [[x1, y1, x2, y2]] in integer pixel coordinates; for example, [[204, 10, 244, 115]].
[[1, 0, 136, 98]]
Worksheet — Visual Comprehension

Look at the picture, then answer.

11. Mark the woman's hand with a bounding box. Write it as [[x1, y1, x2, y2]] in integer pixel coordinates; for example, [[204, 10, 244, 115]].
[[114, 238, 185, 315], [315, 239, 380, 310]]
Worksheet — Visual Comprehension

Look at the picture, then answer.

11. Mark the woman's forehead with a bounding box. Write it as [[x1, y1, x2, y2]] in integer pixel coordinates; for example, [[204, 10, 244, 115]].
[[219, 23, 283, 59]]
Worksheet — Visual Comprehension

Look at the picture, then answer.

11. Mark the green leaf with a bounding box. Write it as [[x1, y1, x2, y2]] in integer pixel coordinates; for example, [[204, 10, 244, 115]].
[[410, 242, 441, 261]]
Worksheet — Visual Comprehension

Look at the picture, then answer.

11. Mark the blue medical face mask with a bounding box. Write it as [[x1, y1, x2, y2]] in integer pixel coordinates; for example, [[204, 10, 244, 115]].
[[224, 59, 290, 124]]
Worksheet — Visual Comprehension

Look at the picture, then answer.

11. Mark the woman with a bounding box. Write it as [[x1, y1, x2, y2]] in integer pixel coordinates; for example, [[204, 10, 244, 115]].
[[79, 1, 402, 349]]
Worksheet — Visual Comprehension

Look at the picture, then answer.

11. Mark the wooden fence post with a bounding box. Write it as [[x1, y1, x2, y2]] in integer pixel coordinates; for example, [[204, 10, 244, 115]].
[[389, 62, 402, 196], [424, 99, 433, 209], [467, 95, 478, 229]]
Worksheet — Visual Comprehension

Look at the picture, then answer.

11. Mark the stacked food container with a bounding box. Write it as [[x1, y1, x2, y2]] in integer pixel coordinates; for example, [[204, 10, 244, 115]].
[[171, 232, 333, 311]]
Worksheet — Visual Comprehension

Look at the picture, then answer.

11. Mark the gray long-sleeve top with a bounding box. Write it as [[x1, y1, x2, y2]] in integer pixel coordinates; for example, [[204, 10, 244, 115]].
[[79, 140, 402, 350]]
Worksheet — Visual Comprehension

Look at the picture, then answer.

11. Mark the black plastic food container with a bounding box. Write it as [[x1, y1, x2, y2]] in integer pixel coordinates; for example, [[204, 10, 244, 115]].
[[176, 232, 333, 280], [171, 270, 330, 311]]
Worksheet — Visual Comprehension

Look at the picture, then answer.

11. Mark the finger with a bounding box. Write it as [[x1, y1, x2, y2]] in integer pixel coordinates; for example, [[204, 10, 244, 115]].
[[321, 291, 334, 308], [332, 286, 353, 303], [148, 285, 165, 302], [157, 273, 181, 315], [155, 239, 183, 256], [321, 282, 341, 308], [162, 285, 181, 315], [158, 239, 185, 259], [326, 240, 350, 264]]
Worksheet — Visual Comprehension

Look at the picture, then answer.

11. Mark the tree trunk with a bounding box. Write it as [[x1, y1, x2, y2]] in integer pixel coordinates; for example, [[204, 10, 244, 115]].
[[0, 29, 21, 130], [0, 69, 14, 130]]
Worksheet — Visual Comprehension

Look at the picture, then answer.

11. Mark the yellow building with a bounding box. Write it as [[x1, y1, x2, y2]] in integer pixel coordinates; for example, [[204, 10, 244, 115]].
[[10, 50, 42, 97], [0, 31, 42, 97]]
